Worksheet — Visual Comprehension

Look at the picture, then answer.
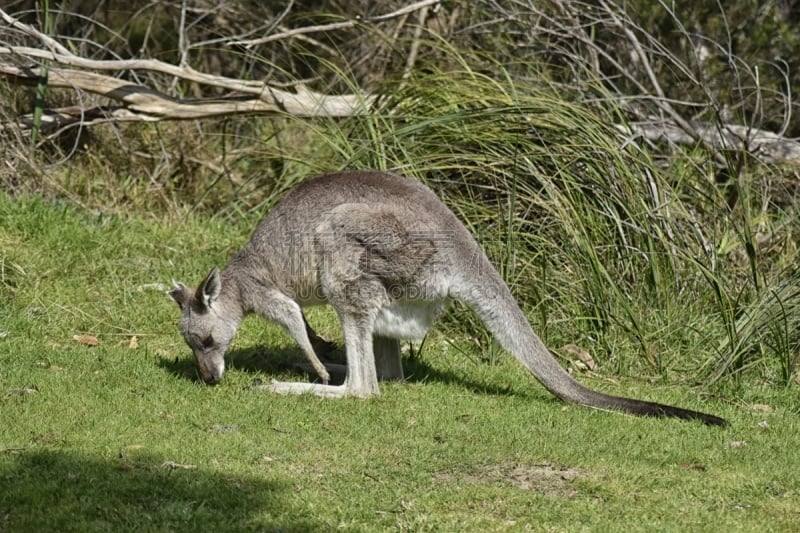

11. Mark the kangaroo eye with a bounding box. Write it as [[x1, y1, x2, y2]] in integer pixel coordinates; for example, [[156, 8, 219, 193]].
[[201, 336, 215, 349]]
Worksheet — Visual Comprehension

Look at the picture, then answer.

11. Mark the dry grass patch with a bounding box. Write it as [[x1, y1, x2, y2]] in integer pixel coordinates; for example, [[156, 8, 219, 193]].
[[434, 462, 587, 499]]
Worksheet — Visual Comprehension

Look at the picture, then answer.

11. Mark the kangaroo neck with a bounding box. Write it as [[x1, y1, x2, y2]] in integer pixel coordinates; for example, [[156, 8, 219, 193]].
[[215, 266, 249, 321], [221, 256, 285, 319]]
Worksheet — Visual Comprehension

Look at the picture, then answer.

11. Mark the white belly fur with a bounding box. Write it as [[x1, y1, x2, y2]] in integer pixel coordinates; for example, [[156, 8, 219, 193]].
[[373, 299, 447, 340]]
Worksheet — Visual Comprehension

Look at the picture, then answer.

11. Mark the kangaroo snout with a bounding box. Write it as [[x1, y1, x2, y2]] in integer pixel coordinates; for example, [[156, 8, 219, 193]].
[[200, 369, 222, 385], [196, 357, 224, 384]]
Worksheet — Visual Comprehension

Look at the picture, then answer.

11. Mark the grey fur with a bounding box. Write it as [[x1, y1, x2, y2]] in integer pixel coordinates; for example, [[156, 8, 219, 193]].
[[170, 170, 726, 425]]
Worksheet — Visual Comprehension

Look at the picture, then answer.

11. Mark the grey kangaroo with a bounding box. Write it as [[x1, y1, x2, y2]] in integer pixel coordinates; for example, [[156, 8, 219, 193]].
[[170, 170, 727, 426]]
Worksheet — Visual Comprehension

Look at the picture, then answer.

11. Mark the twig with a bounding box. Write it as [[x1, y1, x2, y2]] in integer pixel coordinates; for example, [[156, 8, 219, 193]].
[[161, 460, 196, 470], [230, 0, 441, 48], [598, 0, 717, 160], [1, 448, 26, 454], [402, 3, 431, 81]]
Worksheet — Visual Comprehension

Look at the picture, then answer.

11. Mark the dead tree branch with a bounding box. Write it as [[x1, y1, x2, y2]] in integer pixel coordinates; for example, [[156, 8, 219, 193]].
[[0, 8, 374, 133], [0, 63, 373, 128], [502, 0, 800, 166], [229, 0, 441, 48], [620, 121, 800, 165]]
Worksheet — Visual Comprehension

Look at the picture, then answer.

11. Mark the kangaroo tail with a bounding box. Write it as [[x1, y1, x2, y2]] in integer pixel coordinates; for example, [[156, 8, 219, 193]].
[[453, 267, 727, 427]]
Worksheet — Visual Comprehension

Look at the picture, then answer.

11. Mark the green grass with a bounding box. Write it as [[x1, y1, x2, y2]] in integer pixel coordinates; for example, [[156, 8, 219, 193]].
[[3, 186, 800, 532]]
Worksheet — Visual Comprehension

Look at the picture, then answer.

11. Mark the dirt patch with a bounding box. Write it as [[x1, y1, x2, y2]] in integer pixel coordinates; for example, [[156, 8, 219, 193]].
[[434, 462, 587, 499]]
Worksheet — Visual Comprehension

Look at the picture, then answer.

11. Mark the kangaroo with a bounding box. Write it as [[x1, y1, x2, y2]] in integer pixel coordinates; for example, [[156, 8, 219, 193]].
[[169, 170, 727, 426]]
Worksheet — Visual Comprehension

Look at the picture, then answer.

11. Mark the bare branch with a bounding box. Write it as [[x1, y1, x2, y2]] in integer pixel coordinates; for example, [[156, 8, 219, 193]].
[[230, 0, 441, 48], [402, 3, 433, 82], [597, 0, 721, 161], [620, 121, 800, 165], [0, 7, 374, 130], [0, 64, 373, 125]]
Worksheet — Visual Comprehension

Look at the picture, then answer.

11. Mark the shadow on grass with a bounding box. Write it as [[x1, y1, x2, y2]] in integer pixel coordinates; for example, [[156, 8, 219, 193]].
[[0, 449, 320, 531], [159, 342, 523, 398], [157, 345, 335, 384]]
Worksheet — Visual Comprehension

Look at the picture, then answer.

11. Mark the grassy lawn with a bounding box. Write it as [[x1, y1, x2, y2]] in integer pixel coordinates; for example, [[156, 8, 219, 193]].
[[2, 193, 799, 532]]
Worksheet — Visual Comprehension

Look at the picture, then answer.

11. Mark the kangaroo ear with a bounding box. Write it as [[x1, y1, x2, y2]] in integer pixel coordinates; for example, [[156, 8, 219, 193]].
[[198, 267, 221, 309], [168, 281, 191, 309]]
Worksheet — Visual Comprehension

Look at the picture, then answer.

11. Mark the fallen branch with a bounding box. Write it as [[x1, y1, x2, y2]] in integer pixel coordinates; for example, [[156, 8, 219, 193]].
[[0, 7, 374, 131], [620, 121, 800, 165], [229, 0, 441, 48], [0, 63, 374, 130], [4, 60, 799, 165]]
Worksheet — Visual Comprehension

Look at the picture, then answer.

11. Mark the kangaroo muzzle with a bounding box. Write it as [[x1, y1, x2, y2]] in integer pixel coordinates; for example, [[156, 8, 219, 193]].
[[197, 356, 224, 384]]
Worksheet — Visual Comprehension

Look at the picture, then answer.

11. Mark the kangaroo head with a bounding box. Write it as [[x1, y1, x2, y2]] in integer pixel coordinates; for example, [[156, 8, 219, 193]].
[[169, 267, 238, 384]]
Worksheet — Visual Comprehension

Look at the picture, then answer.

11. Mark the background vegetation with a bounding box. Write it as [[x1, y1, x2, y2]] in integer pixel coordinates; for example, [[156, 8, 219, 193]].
[[5, 0, 795, 387], [1, 2, 799, 529]]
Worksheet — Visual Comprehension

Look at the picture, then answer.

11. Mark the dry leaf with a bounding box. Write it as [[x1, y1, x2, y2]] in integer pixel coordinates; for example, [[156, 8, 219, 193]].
[[128, 335, 139, 350], [5, 387, 38, 397], [562, 343, 597, 371], [73, 335, 100, 346], [751, 403, 773, 413], [571, 360, 589, 371]]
